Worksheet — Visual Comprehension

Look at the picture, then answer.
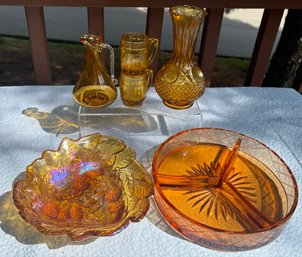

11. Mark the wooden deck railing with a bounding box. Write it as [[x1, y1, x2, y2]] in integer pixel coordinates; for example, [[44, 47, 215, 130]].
[[1, 1, 302, 90]]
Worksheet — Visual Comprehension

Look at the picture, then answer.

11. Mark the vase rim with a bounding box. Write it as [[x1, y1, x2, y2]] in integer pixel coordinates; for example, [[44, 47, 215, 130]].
[[170, 5, 207, 18]]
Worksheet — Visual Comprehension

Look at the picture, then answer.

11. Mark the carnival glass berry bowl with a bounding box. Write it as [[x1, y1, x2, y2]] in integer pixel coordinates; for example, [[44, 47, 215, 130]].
[[13, 133, 152, 240]]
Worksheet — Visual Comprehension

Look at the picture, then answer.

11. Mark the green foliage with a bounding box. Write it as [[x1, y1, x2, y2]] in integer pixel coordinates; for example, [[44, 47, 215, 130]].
[[215, 57, 249, 73], [0, 36, 250, 86]]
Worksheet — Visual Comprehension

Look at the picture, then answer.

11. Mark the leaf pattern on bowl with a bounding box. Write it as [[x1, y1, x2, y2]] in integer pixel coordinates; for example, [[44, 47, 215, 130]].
[[13, 133, 152, 240]]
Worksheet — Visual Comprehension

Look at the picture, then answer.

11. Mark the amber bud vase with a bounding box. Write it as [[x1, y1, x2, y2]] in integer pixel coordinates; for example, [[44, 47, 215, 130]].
[[155, 6, 207, 109]]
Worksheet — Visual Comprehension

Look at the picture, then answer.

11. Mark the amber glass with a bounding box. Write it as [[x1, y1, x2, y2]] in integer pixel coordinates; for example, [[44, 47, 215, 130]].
[[13, 133, 152, 241], [73, 34, 117, 108], [120, 32, 158, 75], [153, 128, 298, 251], [155, 6, 207, 109], [120, 69, 153, 107]]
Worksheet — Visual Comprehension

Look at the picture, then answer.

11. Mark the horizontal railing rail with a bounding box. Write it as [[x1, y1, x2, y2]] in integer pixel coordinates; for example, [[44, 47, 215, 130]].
[[3, 1, 302, 8], [1, 1, 302, 90]]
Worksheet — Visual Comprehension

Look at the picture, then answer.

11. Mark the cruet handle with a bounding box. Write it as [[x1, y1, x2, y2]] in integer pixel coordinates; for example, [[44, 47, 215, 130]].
[[147, 69, 153, 89], [148, 38, 159, 66], [99, 43, 118, 85]]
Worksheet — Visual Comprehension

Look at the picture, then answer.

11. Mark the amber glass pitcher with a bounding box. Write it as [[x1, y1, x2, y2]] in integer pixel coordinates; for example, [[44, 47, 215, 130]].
[[73, 34, 117, 108], [155, 6, 207, 109]]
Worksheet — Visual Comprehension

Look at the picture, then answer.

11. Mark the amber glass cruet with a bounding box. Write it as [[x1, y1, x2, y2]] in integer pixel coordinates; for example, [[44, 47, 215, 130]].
[[73, 34, 117, 108]]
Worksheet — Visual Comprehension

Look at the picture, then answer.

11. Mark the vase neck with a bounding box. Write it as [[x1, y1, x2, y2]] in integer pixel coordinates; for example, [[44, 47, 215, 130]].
[[171, 8, 205, 59]]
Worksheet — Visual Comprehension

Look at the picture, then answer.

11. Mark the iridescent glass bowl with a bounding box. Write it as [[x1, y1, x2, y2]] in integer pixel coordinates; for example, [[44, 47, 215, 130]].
[[152, 128, 298, 251], [13, 133, 152, 240]]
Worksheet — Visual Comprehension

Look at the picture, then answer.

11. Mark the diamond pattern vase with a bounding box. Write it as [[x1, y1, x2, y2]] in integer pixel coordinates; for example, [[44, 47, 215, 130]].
[[155, 6, 207, 109]]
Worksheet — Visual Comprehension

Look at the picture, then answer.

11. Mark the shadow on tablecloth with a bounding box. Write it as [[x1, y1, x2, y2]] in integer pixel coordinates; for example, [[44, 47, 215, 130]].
[[22, 104, 158, 136], [139, 145, 188, 242]]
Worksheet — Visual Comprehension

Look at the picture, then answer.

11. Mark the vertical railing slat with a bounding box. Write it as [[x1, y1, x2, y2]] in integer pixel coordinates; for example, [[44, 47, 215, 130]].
[[87, 7, 105, 38], [198, 8, 224, 87], [245, 9, 284, 86], [146, 7, 164, 75], [292, 61, 302, 92], [25, 6, 52, 84]]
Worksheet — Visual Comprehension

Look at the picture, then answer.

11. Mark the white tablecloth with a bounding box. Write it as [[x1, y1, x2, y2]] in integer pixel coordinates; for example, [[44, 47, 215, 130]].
[[0, 86, 301, 257]]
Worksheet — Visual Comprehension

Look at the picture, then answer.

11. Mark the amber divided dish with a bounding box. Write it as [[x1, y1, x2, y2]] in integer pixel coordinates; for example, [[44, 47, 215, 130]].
[[152, 128, 298, 251], [13, 133, 152, 240]]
